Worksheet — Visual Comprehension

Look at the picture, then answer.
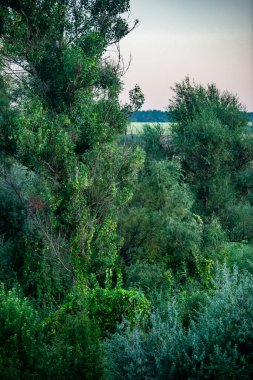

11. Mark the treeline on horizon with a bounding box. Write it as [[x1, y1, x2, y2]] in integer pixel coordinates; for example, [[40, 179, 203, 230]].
[[130, 110, 253, 123], [1, 1, 253, 380]]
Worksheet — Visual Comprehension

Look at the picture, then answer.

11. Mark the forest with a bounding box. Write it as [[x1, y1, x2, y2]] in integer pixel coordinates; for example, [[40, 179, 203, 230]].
[[129, 110, 170, 122], [1, 1, 253, 379], [130, 110, 253, 123]]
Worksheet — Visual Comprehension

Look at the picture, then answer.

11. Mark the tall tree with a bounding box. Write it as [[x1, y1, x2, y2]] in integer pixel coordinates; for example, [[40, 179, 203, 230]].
[[169, 77, 253, 240], [0, 0, 144, 303]]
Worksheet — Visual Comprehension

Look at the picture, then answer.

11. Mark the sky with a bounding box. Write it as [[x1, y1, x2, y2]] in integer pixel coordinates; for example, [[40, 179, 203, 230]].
[[118, 0, 253, 111]]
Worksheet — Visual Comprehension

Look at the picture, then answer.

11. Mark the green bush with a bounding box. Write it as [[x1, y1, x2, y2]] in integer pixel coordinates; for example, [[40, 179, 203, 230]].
[[105, 301, 186, 379], [105, 267, 253, 379], [46, 284, 150, 337], [119, 160, 203, 272], [187, 267, 253, 379], [176, 287, 208, 327], [88, 287, 150, 333], [141, 123, 171, 160], [0, 285, 44, 379], [226, 242, 253, 272], [47, 311, 105, 380], [125, 262, 172, 298], [0, 285, 107, 379]]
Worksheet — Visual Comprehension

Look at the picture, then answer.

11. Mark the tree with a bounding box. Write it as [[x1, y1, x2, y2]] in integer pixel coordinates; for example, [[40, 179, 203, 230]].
[[0, 0, 144, 303], [169, 78, 253, 240], [119, 124, 203, 282]]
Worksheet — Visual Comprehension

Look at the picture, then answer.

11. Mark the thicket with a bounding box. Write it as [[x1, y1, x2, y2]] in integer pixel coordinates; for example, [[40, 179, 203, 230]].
[[105, 267, 253, 379], [1, 1, 253, 379]]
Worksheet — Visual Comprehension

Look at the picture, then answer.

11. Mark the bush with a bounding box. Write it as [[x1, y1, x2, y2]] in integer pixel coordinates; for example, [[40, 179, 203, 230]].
[[87, 287, 150, 334], [0, 285, 44, 379], [0, 285, 107, 379], [119, 159, 203, 272], [187, 267, 253, 379], [46, 284, 150, 336], [105, 267, 253, 379], [226, 242, 253, 272], [125, 262, 172, 298], [47, 311, 105, 380], [105, 302, 186, 380]]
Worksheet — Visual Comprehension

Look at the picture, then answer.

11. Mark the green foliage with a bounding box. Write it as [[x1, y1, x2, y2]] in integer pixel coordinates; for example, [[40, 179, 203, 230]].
[[186, 266, 253, 379], [0, 285, 43, 379], [0, 164, 26, 286], [169, 77, 248, 127], [176, 286, 208, 327], [0, 161, 73, 306], [128, 84, 145, 113], [202, 217, 227, 253], [120, 159, 202, 272], [0, 0, 134, 111], [125, 262, 172, 298], [142, 123, 171, 160], [68, 143, 145, 282], [105, 267, 253, 379], [0, 0, 144, 303], [224, 202, 253, 242], [169, 78, 253, 241], [47, 311, 104, 380], [87, 287, 150, 333], [105, 301, 186, 380], [0, 285, 106, 379], [1, 0, 253, 375], [225, 242, 253, 272], [48, 283, 150, 336], [0, 67, 14, 153]]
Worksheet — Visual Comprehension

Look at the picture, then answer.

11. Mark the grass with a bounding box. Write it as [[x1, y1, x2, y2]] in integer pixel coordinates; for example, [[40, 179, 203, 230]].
[[127, 122, 172, 135], [127, 122, 253, 136]]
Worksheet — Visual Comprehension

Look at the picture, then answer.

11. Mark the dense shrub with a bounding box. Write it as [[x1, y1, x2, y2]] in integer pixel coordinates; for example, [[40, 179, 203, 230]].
[[47, 284, 150, 336], [119, 159, 203, 272], [125, 262, 172, 298], [105, 301, 186, 379], [0, 286, 44, 379], [226, 242, 253, 272], [187, 267, 253, 379], [87, 287, 150, 334], [105, 267, 253, 379], [47, 311, 105, 380]]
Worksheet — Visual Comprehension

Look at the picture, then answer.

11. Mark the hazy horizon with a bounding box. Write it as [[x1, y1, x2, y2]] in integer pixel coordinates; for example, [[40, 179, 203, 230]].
[[118, 0, 253, 111]]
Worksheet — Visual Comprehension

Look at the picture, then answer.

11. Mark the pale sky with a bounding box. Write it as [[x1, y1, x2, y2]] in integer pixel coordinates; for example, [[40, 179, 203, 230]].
[[118, 0, 253, 111]]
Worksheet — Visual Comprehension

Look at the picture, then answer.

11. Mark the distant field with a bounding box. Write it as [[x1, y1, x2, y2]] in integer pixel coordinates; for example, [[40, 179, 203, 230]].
[[127, 122, 172, 135], [127, 121, 253, 135], [127, 121, 253, 137]]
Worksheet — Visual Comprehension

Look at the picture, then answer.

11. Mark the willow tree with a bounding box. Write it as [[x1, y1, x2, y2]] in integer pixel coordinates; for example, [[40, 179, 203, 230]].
[[0, 0, 144, 304], [169, 78, 253, 241]]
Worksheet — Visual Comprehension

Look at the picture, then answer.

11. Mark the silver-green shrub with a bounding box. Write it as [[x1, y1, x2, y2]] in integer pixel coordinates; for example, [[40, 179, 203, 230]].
[[105, 267, 253, 379]]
